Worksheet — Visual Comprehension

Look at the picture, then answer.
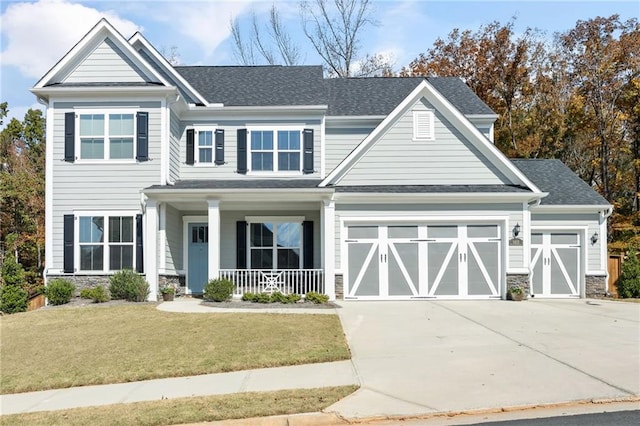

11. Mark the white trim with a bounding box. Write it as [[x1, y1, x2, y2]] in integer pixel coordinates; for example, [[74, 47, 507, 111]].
[[245, 216, 305, 270], [320, 80, 543, 194], [207, 200, 221, 280], [34, 19, 170, 90], [532, 204, 613, 212], [320, 114, 326, 178], [245, 216, 305, 223], [323, 200, 336, 300], [412, 110, 435, 141], [160, 98, 167, 184], [44, 104, 54, 278], [182, 215, 208, 295], [159, 203, 166, 271], [74, 108, 139, 162], [523, 201, 530, 270], [188, 125, 218, 165], [246, 127, 305, 174], [144, 201, 158, 300]]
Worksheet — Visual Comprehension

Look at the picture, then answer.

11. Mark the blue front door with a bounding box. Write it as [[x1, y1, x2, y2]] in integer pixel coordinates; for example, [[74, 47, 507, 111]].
[[188, 223, 208, 294]]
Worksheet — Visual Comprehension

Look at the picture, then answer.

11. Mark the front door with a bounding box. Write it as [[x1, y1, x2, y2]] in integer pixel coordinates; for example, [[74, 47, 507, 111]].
[[531, 232, 580, 297], [188, 223, 208, 294]]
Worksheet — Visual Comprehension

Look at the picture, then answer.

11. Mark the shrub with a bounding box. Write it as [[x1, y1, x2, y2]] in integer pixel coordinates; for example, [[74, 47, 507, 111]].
[[203, 278, 234, 302], [80, 285, 110, 303], [46, 278, 75, 306], [254, 292, 272, 303], [617, 245, 640, 298], [284, 293, 302, 304], [1, 256, 25, 288], [269, 292, 302, 304], [0, 285, 28, 314], [109, 270, 149, 302], [241, 292, 257, 302], [305, 291, 329, 304]]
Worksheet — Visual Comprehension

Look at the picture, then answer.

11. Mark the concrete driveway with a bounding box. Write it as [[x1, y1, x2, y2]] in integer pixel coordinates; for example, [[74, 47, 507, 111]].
[[327, 299, 640, 419]]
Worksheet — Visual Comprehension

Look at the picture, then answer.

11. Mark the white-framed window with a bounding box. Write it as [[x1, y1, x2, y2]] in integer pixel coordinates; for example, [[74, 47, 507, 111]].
[[248, 127, 302, 172], [196, 128, 215, 164], [76, 110, 137, 160], [413, 110, 435, 141], [247, 217, 303, 269], [76, 212, 136, 272]]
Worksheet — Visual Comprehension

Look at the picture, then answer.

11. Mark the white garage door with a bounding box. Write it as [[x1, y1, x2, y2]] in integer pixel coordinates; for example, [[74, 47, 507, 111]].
[[530, 232, 580, 297], [345, 224, 501, 299]]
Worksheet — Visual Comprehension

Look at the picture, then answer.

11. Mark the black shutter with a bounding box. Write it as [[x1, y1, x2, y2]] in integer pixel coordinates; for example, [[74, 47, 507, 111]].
[[186, 129, 195, 165], [64, 112, 75, 162], [215, 129, 225, 165], [237, 129, 247, 174], [236, 221, 247, 269], [302, 129, 314, 174], [303, 221, 314, 269], [136, 112, 149, 161], [136, 214, 144, 273], [63, 214, 74, 273]]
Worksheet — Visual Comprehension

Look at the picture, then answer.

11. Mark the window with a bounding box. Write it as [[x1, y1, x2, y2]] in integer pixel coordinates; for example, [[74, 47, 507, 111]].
[[77, 111, 136, 160], [413, 111, 435, 140], [78, 214, 135, 271], [249, 221, 301, 269], [198, 130, 213, 163], [249, 129, 302, 172]]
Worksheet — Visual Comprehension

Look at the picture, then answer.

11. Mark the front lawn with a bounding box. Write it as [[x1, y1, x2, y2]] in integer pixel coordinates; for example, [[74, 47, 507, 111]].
[[0, 304, 350, 394]]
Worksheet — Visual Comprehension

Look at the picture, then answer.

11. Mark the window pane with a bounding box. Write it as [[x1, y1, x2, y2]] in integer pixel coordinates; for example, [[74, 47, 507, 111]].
[[109, 217, 121, 243], [109, 114, 133, 136], [80, 114, 104, 136], [276, 223, 301, 248], [110, 138, 133, 159], [80, 245, 103, 270], [252, 152, 273, 171], [80, 217, 103, 243], [122, 217, 133, 242], [80, 138, 104, 159], [199, 148, 212, 163], [251, 249, 273, 269], [250, 223, 274, 247], [277, 248, 300, 269], [198, 131, 212, 146], [278, 131, 300, 150], [110, 245, 133, 270], [278, 152, 300, 171], [251, 131, 273, 150]]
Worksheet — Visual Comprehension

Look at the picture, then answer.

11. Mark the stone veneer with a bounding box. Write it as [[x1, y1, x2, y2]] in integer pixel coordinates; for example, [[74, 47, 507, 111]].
[[506, 274, 530, 296], [586, 275, 606, 298], [46, 275, 114, 295], [335, 274, 344, 300]]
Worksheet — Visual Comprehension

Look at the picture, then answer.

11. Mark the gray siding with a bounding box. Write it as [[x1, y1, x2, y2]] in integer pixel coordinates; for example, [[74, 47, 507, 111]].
[[338, 98, 510, 185], [325, 127, 373, 174], [178, 120, 322, 180], [169, 110, 181, 182], [164, 204, 183, 272], [49, 101, 163, 270], [531, 213, 603, 272], [65, 38, 148, 84]]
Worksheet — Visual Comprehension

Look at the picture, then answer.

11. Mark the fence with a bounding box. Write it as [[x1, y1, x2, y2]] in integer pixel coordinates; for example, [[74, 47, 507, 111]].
[[219, 269, 325, 296]]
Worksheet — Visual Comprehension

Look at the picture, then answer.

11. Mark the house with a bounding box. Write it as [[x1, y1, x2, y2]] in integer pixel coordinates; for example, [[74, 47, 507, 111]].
[[32, 19, 612, 301]]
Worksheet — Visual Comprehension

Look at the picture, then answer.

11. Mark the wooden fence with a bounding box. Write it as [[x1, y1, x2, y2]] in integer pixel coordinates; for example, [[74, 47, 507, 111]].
[[608, 253, 640, 296], [27, 294, 45, 311]]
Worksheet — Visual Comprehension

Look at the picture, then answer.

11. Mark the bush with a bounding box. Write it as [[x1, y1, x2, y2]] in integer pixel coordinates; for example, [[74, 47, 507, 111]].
[[109, 270, 149, 302], [80, 285, 110, 303], [0, 285, 28, 314], [254, 292, 272, 303], [270, 292, 302, 304], [46, 278, 75, 306], [242, 292, 257, 302], [617, 245, 640, 298], [1, 257, 25, 288], [305, 291, 329, 304], [203, 278, 234, 302]]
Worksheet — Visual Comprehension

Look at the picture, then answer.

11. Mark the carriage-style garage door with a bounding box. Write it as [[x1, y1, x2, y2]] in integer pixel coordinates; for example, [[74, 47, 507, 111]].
[[345, 224, 502, 299], [530, 232, 581, 297]]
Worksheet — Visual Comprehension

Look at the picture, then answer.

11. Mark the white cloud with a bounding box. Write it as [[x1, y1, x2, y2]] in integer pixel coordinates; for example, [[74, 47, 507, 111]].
[[1, 0, 140, 79]]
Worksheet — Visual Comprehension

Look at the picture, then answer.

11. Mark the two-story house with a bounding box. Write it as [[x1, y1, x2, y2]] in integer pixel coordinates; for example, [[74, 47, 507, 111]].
[[32, 20, 612, 301]]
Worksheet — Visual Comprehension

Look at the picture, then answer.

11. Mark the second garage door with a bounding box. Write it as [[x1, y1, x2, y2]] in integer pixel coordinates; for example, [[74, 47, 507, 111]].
[[345, 224, 502, 299]]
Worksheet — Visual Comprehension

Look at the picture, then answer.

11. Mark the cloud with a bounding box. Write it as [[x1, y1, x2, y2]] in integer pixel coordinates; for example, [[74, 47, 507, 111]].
[[1, 0, 140, 79]]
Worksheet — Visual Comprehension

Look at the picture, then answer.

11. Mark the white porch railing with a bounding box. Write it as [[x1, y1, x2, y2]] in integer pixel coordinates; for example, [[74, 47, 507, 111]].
[[219, 269, 325, 296]]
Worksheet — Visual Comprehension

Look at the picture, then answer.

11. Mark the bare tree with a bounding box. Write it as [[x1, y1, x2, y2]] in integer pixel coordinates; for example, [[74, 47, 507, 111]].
[[159, 46, 181, 66], [230, 4, 301, 66], [300, 0, 380, 77]]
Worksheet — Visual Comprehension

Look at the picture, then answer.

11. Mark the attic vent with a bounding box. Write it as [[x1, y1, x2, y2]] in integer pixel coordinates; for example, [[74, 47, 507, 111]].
[[413, 111, 434, 140]]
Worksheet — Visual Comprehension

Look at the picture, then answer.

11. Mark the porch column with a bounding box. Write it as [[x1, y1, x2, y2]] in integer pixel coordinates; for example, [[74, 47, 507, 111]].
[[323, 199, 336, 300], [207, 199, 221, 281], [145, 199, 158, 301]]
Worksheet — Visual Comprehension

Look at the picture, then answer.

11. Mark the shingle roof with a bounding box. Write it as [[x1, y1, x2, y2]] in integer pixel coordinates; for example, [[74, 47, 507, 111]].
[[172, 65, 493, 115], [146, 179, 324, 191], [511, 159, 610, 206], [174, 66, 326, 106]]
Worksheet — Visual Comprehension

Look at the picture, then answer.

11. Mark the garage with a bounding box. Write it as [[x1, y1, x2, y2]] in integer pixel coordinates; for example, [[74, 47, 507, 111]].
[[530, 231, 581, 297], [345, 223, 502, 299]]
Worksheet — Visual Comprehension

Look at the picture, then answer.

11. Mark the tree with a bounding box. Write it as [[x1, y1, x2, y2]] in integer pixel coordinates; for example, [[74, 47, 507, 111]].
[[617, 244, 640, 298]]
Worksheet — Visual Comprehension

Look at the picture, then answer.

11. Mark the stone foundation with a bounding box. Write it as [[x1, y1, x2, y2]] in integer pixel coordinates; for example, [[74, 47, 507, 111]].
[[46, 275, 115, 296], [506, 274, 530, 296], [335, 274, 344, 300], [586, 275, 606, 298]]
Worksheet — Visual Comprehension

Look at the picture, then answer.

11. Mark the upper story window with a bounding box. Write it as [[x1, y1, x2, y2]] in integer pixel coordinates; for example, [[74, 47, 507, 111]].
[[198, 130, 213, 163], [413, 111, 435, 141], [185, 127, 224, 166], [249, 129, 301, 172], [66, 110, 148, 163]]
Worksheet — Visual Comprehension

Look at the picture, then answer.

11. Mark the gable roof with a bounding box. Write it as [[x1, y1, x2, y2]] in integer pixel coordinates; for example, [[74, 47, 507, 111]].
[[511, 159, 610, 206], [174, 66, 326, 107], [324, 77, 495, 116]]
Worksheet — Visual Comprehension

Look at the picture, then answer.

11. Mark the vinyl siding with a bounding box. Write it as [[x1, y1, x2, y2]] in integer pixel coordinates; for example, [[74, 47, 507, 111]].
[[49, 101, 163, 270], [65, 38, 148, 84], [164, 203, 183, 272], [178, 120, 322, 180], [169, 110, 181, 182], [325, 127, 373, 174], [531, 213, 603, 272], [338, 98, 510, 185]]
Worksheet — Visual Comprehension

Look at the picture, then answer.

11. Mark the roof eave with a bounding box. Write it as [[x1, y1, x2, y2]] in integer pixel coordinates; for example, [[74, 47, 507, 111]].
[[31, 86, 178, 98], [532, 204, 613, 212], [333, 191, 546, 203]]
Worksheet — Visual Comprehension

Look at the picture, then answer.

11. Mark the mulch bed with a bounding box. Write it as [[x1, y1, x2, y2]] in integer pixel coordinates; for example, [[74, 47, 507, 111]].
[[200, 299, 340, 310]]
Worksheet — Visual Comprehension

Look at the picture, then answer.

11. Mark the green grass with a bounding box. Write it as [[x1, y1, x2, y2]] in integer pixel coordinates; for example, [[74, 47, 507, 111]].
[[0, 386, 358, 426], [0, 305, 350, 394]]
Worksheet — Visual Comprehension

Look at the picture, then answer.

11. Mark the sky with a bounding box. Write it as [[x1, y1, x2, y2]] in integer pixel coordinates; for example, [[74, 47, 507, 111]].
[[0, 0, 638, 127]]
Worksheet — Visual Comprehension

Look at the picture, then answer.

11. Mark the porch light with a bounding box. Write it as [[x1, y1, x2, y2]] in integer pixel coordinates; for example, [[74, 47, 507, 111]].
[[591, 232, 599, 244], [513, 223, 520, 238]]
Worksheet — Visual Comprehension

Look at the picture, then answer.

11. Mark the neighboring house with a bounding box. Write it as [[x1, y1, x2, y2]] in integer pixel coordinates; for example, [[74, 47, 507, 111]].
[[32, 19, 612, 301]]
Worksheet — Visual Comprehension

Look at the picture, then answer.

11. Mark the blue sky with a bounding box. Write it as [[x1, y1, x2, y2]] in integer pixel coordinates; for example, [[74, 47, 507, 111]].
[[1, 0, 638, 127]]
